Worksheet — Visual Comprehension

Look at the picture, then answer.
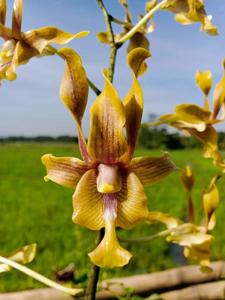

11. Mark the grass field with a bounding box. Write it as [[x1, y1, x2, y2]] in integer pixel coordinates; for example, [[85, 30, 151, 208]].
[[0, 143, 225, 292]]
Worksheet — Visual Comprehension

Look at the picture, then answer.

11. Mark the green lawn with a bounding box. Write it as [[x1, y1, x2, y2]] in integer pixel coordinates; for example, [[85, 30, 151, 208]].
[[0, 143, 224, 292]]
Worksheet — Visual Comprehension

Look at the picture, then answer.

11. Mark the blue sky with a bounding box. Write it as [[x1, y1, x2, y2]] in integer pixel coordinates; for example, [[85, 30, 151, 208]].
[[0, 0, 225, 137]]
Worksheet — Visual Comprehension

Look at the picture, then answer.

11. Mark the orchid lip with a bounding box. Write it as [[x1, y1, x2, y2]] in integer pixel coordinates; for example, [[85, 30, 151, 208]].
[[96, 163, 122, 194]]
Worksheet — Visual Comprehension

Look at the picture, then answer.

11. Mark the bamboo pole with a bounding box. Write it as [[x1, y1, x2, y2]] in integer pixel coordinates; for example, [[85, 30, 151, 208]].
[[159, 280, 225, 300], [97, 261, 225, 299], [0, 261, 225, 300], [0, 289, 72, 300]]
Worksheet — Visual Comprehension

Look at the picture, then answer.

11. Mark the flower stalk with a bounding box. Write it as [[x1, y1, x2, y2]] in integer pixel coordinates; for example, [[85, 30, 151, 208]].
[[0, 256, 83, 296], [118, 0, 168, 44], [119, 228, 172, 244], [96, 0, 117, 82], [109, 15, 127, 26], [85, 229, 105, 300]]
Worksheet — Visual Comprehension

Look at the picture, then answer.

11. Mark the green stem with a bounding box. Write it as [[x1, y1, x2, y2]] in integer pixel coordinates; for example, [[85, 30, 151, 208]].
[[119, 229, 171, 244], [85, 229, 105, 300], [109, 14, 127, 26], [118, 0, 168, 44], [187, 192, 195, 224], [0, 256, 83, 296], [87, 79, 101, 96], [97, 0, 118, 82], [109, 42, 117, 83]]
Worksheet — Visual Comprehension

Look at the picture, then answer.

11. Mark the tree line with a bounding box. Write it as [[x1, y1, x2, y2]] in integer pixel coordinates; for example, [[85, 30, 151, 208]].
[[138, 126, 225, 150], [0, 136, 78, 143], [0, 130, 225, 150]]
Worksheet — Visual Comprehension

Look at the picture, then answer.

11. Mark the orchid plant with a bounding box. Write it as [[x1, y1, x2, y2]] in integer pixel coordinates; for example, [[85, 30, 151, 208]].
[[0, 0, 224, 299], [41, 47, 175, 268]]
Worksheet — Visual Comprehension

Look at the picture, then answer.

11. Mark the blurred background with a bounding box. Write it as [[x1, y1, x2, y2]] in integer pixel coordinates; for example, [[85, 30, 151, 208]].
[[0, 0, 225, 293]]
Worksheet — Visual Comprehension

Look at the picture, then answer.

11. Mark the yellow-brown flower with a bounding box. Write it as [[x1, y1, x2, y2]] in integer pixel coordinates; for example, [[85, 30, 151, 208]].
[[161, 0, 218, 35], [42, 47, 176, 268], [150, 61, 225, 171], [0, 0, 88, 81], [167, 167, 221, 272]]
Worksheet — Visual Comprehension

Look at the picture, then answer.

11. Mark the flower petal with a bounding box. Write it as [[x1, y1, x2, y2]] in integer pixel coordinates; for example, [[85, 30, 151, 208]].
[[201, 15, 218, 36], [155, 104, 211, 132], [0, 24, 12, 39], [162, 0, 218, 36], [116, 172, 149, 229], [0, 244, 36, 273], [211, 60, 225, 121], [41, 154, 88, 189], [119, 0, 132, 23], [0, 264, 10, 273], [0, 62, 11, 81], [184, 240, 213, 272], [189, 126, 225, 171], [181, 166, 195, 192], [4, 62, 16, 81], [72, 169, 104, 230], [97, 31, 110, 44], [87, 72, 127, 164], [0, 39, 16, 80], [8, 243, 36, 264], [23, 27, 89, 54], [0, 0, 6, 25], [59, 47, 88, 122], [89, 219, 132, 268], [89, 195, 132, 268], [58, 47, 90, 162], [5, 40, 38, 80], [195, 70, 212, 96], [161, 0, 188, 14], [127, 47, 150, 78], [146, 0, 158, 12], [123, 75, 143, 159], [167, 232, 213, 247], [203, 175, 221, 231], [148, 211, 180, 229], [181, 166, 195, 222], [129, 153, 176, 186], [12, 0, 22, 38], [12, 40, 37, 68], [175, 104, 210, 131], [127, 32, 150, 54], [123, 48, 150, 159]]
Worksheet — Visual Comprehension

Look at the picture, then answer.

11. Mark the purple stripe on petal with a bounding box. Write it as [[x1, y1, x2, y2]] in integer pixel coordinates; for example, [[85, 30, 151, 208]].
[[77, 129, 92, 163], [103, 194, 117, 220]]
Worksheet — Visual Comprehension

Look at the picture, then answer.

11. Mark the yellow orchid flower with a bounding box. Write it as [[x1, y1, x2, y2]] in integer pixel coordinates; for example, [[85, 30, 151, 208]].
[[161, 0, 218, 35], [0, 0, 88, 81], [42, 47, 176, 268], [168, 168, 221, 272], [150, 60, 225, 171]]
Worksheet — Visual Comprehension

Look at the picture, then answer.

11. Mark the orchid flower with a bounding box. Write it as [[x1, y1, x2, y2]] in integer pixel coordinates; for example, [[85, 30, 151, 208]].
[[0, 0, 88, 81], [167, 167, 221, 272], [161, 0, 218, 35], [42, 47, 176, 268], [150, 60, 225, 171]]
